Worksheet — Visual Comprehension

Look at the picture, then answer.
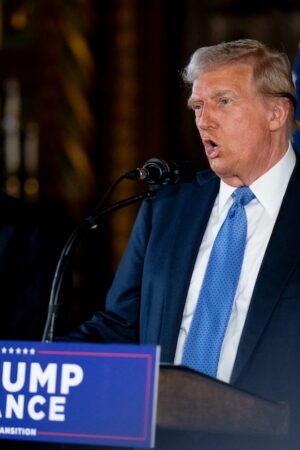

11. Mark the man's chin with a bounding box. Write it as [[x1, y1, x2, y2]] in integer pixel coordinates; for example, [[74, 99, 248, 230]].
[[208, 159, 227, 176], [208, 163, 243, 186]]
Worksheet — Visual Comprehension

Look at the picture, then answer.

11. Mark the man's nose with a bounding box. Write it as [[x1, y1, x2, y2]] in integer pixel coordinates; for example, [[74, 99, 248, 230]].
[[196, 106, 216, 130]]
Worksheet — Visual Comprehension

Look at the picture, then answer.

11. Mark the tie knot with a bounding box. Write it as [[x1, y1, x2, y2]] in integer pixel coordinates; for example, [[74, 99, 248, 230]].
[[232, 186, 254, 207]]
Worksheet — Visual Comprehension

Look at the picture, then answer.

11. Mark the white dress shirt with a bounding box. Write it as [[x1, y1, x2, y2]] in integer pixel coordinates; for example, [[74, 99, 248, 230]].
[[174, 143, 296, 382]]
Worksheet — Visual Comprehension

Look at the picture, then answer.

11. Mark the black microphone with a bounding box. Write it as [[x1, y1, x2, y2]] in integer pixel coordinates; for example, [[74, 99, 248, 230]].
[[125, 158, 196, 185]]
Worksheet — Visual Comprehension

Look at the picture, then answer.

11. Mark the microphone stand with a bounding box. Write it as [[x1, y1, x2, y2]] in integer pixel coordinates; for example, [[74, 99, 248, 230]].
[[42, 189, 154, 342]]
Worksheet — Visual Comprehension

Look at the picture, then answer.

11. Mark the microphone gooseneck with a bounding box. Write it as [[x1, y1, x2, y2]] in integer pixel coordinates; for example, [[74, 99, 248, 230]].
[[42, 190, 154, 342], [42, 157, 196, 342]]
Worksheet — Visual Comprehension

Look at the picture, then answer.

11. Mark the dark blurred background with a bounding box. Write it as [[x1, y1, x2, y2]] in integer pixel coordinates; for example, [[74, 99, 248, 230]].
[[0, 0, 299, 336]]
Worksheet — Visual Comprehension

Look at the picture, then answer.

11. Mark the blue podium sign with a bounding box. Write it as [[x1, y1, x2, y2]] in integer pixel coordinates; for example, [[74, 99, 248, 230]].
[[0, 341, 160, 448]]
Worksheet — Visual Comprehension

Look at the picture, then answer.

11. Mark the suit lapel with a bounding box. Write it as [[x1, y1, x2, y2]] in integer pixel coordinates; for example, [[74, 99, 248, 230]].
[[159, 171, 219, 360], [231, 161, 300, 383]]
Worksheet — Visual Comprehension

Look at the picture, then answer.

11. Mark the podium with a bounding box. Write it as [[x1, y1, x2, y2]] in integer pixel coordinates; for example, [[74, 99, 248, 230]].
[[155, 364, 289, 450], [0, 342, 291, 450]]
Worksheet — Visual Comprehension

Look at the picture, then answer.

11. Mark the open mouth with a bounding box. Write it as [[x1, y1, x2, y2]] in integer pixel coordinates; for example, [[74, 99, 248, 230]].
[[203, 139, 219, 157]]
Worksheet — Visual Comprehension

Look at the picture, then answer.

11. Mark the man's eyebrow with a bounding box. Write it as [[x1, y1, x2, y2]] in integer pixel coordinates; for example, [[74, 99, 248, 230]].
[[188, 89, 236, 108], [187, 96, 199, 109], [211, 89, 236, 99]]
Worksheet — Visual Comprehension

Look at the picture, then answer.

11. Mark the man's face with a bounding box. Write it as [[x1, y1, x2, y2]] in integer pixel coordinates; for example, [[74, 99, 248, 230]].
[[189, 63, 287, 186]]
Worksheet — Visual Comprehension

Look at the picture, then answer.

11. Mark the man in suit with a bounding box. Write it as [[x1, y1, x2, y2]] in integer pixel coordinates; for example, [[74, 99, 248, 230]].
[[67, 39, 300, 449]]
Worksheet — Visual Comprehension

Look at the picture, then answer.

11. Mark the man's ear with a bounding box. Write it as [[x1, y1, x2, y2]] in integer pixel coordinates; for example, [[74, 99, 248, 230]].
[[268, 97, 290, 131]]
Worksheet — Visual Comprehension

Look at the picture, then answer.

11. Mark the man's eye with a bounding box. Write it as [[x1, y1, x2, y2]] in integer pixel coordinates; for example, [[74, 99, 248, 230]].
[[194, 104, 203, 111], [220, 98, 231, 105]]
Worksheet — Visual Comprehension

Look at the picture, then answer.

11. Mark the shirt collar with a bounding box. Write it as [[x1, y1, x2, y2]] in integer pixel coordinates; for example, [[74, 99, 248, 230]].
[[218, 142, 296, 216]]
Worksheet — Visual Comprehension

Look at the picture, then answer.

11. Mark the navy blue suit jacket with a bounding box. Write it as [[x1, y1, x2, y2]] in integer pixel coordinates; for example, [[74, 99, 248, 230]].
[[69, 155, 300, 445]]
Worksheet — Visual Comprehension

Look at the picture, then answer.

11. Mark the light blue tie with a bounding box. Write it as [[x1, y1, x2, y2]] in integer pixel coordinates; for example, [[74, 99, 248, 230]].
[[182, 186, 255, 377]]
